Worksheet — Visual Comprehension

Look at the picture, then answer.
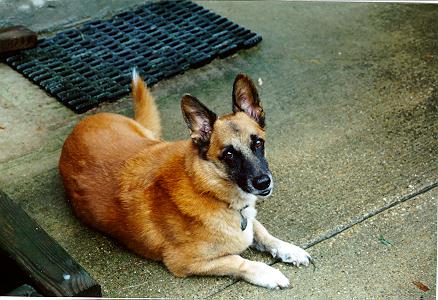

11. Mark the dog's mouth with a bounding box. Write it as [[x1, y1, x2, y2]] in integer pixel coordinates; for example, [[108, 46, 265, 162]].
[[258, 189, 271, 197], [256, 188, 273, 198], [239, 185, 273, 198]]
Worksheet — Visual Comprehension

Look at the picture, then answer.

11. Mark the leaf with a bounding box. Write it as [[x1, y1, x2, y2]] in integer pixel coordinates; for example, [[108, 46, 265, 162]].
[[378, 234, 392, 246], [413, 281, 429, 292]]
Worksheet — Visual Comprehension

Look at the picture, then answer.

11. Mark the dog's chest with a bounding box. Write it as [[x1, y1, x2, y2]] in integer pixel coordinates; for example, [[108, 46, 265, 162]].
[[239, 219, 254, 247], [239, 206, 256, 245], [208, 206, 256, 254]]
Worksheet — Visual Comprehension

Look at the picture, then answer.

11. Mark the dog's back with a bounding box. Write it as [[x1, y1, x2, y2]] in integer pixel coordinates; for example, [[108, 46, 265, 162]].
[[59, 74, 209, 262], [59, 73, 161, 239]]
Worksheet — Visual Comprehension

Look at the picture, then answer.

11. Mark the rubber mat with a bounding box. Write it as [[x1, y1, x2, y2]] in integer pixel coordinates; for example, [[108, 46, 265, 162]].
[[3, 0, 262, 113]]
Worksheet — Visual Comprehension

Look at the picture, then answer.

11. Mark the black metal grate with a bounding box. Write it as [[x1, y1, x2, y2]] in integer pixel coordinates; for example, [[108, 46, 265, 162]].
[[4, 0, 262, 113]]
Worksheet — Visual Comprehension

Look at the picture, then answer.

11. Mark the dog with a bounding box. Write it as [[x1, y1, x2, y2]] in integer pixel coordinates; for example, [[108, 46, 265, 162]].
[[59, 72, 311, 289]]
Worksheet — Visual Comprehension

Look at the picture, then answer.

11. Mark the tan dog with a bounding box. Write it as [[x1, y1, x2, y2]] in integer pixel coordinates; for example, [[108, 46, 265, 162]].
[[59, 72, 311, 289]]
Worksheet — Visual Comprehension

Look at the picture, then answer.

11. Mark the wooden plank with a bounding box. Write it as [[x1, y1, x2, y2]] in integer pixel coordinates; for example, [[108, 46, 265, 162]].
[[0, 26, 37, 53], [0, 190, 101, 296], [6, 284, 42, 296], [0, 247, 31, 294]]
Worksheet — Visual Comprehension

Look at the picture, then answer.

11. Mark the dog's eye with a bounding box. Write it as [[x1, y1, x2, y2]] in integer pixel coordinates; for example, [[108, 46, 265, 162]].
[[254, 139, 264, 149], [221, 146, 236, 162], [224, 151, 234, 160]]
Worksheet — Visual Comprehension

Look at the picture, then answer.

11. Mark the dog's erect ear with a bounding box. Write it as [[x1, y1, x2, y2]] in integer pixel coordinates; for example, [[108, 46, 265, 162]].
[[232, 73, 265, 128], [181, 94, 217, 153]]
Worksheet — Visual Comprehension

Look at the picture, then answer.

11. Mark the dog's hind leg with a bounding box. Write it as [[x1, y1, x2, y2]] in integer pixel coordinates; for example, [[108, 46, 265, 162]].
[[131, 69, 162, 138]]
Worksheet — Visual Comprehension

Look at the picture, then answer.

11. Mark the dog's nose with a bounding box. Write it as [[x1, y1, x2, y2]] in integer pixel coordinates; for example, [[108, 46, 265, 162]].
[[252, 175, 271, 191]]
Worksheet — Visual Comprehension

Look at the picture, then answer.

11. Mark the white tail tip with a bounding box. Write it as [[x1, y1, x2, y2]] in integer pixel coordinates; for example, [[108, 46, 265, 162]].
[[132, 67, 140, 85]]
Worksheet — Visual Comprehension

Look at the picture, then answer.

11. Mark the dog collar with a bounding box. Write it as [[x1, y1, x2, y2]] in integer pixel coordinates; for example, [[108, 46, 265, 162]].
[[239, 205, 249, 231]]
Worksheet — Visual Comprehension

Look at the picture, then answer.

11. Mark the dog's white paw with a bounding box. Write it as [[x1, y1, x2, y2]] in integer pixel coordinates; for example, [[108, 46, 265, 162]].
[[271, 242, 311, 267], [243, 261, 290, 289]]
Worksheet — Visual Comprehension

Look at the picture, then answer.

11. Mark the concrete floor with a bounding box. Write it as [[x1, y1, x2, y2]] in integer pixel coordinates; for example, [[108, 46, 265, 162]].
[[0, 1, 437, 298]]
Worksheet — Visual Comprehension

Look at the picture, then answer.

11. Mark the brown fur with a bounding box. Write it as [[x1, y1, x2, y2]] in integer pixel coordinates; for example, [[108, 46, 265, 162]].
[[59, 73, 310, 288]]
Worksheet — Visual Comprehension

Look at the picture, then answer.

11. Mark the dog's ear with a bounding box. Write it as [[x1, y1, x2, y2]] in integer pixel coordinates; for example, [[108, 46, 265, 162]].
[[181, 94, 217, 154], [232, 73, 265, 128]]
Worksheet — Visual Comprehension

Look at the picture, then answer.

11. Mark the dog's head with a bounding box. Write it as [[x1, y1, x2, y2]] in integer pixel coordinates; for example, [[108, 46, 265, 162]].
[[181, 74, 273, 198]]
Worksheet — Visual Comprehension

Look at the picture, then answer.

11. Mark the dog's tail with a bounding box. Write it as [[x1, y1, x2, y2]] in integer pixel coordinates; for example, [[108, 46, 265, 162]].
[[131, 68, 162, 138]]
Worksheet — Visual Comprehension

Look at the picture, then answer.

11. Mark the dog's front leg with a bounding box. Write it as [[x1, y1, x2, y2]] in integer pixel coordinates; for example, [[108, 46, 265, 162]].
[[166, 254, 290, 289], [252, 219, 312, 266]]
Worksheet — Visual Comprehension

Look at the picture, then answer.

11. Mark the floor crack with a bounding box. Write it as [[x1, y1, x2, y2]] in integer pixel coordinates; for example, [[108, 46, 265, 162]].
[[302, 181, 438, 249]]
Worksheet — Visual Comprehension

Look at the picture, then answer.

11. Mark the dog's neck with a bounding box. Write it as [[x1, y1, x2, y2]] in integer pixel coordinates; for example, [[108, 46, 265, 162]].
[[231, 188, 257, 210]]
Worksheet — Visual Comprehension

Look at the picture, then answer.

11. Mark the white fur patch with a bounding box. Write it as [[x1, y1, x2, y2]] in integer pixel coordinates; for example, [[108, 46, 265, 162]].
[[243, 261, 290, 289], [239, 188, 257, 205], [271, 241, 311, 267], [240, 206, 257, 244], [131, 67, 139, 85], [241, 219, 254, 245], [241, 206, 257, 220]]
